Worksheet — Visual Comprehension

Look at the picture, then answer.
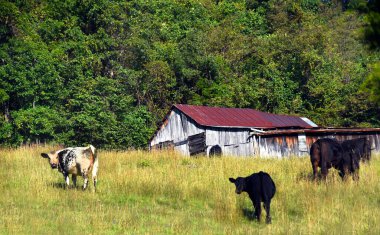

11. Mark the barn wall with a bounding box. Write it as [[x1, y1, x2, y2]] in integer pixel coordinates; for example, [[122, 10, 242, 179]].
[[206, 128, 250, 146], [206, 128, 254, 156], [256, 132, 380, 158], [257, 135, 303, 158], [150, 109, 205, 152], [221, 142, 254, 157], [174, 144, 189, 156]]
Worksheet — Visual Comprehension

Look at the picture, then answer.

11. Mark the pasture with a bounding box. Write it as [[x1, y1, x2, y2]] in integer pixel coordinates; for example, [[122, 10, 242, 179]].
[[1, 146, 379, 234]]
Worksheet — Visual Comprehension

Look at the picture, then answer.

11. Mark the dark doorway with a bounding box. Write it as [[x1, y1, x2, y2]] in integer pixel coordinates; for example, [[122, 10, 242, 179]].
[[209, 145, 222, 157], [188, 132, 206, 156]]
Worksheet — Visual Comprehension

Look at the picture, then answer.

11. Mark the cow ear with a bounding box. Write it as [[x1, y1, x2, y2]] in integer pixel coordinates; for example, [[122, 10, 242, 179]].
[[41, 153, 49, 159], [229, 178, 236, 183]]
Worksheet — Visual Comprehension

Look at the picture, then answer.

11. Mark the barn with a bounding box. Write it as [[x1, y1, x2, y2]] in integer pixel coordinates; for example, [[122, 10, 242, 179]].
[[149, 104, 380, 157]]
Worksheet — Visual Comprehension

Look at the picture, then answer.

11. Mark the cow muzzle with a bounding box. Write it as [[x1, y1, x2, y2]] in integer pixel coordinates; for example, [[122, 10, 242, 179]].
[[50, 163, 58, 169]]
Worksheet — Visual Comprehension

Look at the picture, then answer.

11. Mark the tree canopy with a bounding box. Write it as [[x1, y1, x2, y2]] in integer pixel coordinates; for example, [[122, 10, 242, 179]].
[[362, 0, 380, 105], [0, 0, 379, 148]]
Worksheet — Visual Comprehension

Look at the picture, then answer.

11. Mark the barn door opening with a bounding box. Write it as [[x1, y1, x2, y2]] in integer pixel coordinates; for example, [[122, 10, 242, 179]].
[[152, 140, 174, 150], [209, 145, 222, 157], [188, 132, 206, 156]]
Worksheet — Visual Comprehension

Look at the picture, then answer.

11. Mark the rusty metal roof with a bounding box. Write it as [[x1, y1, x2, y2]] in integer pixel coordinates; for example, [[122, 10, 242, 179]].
[[255, 127, 380, 136], [174, 104, 316, 129]]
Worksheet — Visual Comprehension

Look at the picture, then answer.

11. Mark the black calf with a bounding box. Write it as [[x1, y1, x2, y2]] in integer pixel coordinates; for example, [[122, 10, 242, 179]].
[[229, 171, 276, 224]]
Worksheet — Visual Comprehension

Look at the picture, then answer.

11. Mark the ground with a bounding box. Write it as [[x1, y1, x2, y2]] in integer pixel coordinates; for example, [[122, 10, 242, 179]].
[[0, 147, 379, 234]]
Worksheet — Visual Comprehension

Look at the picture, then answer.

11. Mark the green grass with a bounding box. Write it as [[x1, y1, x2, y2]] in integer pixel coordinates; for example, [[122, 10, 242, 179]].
[[1, 146, 380, 234]]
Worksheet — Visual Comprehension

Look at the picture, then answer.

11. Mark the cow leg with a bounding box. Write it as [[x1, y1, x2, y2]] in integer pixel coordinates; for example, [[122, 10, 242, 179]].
[[352, 170, 359, 181], [310, 143, 320, 180], [338, 170, 345, 180], [63, 173, 70, 189], [92, 175, 97, 192], [338, 163, 349, 181], [312, 161, 319, 180], [253, 200, 261, 222], [82, 170, 89, 190], [351, 154, 360, 181], [82, 175, 88, 190], [91, 157, 98, 193], [72, 175, 77, 188], [263, 201, 272, 224], [321, 161, 328, 180]]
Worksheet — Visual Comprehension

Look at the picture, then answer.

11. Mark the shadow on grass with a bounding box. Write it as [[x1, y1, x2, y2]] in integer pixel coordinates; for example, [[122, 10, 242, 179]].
[[50, 182, 79, 190], [241, 208, 256, 221], [297, 171, 319, 182], [50, 182, 66, 189], [297, 170, 349, 183]]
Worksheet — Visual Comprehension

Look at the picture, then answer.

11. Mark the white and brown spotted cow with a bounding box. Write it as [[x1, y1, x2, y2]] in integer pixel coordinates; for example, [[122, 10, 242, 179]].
[[41, 145, 98, 191]]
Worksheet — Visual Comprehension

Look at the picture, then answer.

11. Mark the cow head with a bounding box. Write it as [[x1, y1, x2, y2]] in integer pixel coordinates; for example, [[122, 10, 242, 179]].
[[229, 177, 246, 194], [41, 151, 59, 169]]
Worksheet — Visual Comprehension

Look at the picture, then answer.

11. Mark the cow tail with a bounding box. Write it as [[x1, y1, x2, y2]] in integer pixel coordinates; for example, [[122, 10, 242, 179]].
[[89, 145, 98, 180], [271, 176, 276, 197], [259, 171, 264, 200]]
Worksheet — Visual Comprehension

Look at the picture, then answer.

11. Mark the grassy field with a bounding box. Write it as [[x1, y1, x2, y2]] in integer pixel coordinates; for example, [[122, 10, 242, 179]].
[[0, 146, 379, 234]]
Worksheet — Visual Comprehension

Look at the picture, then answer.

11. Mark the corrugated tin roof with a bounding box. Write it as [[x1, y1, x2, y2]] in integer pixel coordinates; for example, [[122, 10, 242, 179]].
[[174, 104, 316, 129]]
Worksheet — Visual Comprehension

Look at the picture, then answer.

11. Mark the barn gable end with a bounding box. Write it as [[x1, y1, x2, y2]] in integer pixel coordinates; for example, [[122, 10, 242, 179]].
[[150, 108, 204, 155]]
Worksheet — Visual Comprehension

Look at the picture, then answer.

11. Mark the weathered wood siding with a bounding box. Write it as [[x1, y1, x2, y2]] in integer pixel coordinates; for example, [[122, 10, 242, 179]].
[[256, 132, 380, 158], [150, 109, 205, 155], [206, 128, 254, 156], [221, 142, 254, 156], [256, 135, 304, 158], [206, 128, 250, 146], [174, 144, 189, 156]]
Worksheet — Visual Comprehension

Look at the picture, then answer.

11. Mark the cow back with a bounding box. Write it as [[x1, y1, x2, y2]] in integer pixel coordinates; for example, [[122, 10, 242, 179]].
[[246, 172, 276, 202], [342, 138, 371, 162], [313, 138, 343, 168]]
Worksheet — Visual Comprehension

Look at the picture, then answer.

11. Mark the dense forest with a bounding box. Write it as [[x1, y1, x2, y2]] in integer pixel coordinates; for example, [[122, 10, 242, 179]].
[[0, 0, 379, 149]]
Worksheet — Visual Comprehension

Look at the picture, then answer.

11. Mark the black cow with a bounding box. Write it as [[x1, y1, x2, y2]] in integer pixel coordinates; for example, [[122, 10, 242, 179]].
[[310, 138, 344, 180], [310, 138, 369, 180], [229, 171, 276, 224], [341, 138, 371, 163], [339, 138, 371, 180]]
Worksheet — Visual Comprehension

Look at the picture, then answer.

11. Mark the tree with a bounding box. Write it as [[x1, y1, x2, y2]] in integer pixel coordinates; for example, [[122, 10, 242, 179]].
[[363, 62, 380, 105], [362, 0, 380, 106], [0, 0, 379, 147]]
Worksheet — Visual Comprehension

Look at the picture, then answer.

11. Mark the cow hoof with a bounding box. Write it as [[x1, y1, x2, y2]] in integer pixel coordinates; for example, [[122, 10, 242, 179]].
[[266, 217, 272, 224]]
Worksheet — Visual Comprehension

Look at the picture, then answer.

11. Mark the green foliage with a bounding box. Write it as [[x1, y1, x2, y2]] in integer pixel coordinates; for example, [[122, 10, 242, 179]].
[[118, 106, 155, 149], [366, 9, 380, 48], [363, 62, 380, 105], [12, 106, 66, 144], [0, 117, 13, 145], [0, 0, 379, 148], [0, 1, 19, 43], [363, 0, 380, 107]]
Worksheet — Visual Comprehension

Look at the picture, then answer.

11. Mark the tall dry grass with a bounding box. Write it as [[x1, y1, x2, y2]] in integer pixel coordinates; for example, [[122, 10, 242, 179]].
[[0, 146, 379, 234]]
